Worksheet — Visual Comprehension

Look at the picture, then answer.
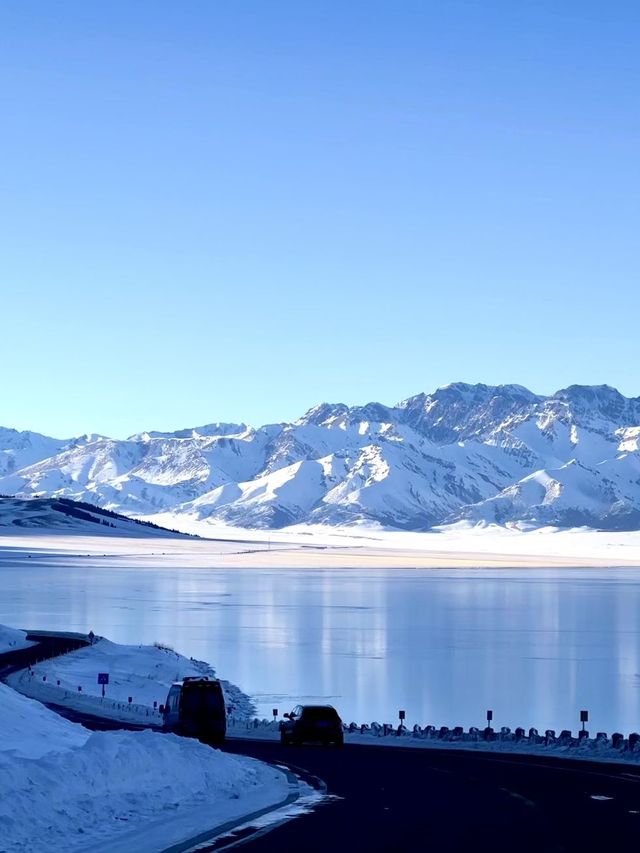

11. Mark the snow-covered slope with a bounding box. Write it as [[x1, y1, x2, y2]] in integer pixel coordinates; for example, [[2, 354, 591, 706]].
[[0, 683, 287, 852], [0, 682, 85, 758], [7, 635, 254, 719], [0, 625, 33, 653], [0, 496, 189, 536], [1, 383, 640, 531], [0, 427, 69, 478]]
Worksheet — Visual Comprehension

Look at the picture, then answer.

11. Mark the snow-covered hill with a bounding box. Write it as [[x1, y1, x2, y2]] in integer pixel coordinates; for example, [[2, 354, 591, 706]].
[[0, 496, 189, 536], [1, 383, 640, 531]]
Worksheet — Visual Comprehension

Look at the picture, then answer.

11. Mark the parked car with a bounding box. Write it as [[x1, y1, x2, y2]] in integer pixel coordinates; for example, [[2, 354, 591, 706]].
[[280, 704, 344, 747], [161, 676, 226, 745]]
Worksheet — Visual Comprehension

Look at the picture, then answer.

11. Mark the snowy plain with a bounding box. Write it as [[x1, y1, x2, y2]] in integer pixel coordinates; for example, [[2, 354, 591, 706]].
[[141, 516, 640, 567], [2, 520, 640, 568], [0, 682, 290, 853]]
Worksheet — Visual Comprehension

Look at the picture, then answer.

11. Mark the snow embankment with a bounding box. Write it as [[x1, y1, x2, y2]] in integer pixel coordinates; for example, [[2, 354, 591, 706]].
[[0, 681, 85, 758], [0, 683, 290, 853], [5, 636, 253, 723], [0, 625, 34, 654]]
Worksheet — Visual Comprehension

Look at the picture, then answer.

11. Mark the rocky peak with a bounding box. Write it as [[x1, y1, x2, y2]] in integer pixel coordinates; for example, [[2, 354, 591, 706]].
[[398, 383, 541, 443], [550, 385, 640, 425]]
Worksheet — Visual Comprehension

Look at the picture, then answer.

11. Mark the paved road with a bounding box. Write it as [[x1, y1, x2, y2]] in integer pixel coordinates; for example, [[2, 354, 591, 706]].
[[0, 632, 90, 679], [221, 738, 640, 852]]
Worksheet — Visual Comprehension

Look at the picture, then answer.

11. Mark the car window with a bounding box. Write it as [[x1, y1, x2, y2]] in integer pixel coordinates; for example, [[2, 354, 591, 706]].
[[301, 707, 340, 722], [167, 687, 180, 711]]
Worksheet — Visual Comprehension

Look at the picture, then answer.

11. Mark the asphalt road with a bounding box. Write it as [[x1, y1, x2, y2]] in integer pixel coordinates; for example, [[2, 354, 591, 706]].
[[0, 633, 90, 679], [221, 738, 640, 853]]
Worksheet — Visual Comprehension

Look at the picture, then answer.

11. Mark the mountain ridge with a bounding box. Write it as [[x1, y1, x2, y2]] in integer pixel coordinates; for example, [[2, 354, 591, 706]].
[[2, 383, 640, 531], [0, 496, 191, 536]]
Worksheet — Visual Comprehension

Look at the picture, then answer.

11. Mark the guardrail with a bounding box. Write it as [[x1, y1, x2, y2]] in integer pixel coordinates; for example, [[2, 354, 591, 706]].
[[226, 716, 640, 758], [9, 667, 640, 761]]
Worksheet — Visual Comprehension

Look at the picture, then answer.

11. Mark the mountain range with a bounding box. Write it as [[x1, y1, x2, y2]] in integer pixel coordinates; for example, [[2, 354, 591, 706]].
[[1, 383, 640, 531]]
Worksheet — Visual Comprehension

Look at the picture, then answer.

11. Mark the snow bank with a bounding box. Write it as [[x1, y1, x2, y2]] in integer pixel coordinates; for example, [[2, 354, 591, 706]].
[[0, 625, 33, 653], [6, 637, 253, 722], [0, 682, 87, 758], [1, 729, 289, 853], [0, 685, 290, 853]]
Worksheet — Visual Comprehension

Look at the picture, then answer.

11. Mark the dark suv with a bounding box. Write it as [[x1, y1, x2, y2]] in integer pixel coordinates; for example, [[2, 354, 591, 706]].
[[280, 704, 344, 747]]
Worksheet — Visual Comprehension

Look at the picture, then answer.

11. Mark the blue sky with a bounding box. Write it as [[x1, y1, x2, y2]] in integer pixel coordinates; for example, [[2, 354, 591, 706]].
[[1, 1, 639, 438]]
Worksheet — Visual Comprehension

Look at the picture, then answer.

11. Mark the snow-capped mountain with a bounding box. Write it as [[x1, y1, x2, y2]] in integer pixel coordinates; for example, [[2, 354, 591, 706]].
[[0, 428, 68, 479], [1, 383, 640, 531]]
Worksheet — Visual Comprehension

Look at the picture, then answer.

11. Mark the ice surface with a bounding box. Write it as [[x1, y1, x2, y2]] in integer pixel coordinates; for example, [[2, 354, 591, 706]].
[[2, 532, 640, 733]]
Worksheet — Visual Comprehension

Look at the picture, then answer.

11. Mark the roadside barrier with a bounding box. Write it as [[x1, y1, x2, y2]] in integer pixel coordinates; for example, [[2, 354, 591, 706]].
[[405, 722, 640, 751], [10, 668, 640, 763], [226, 715, 640, 760]]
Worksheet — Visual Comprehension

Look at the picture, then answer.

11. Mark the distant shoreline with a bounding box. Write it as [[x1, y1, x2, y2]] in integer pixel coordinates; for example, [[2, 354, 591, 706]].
[[1, 527, 639, 570]]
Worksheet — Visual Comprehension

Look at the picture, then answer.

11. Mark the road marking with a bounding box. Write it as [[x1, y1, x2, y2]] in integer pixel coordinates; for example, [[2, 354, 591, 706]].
[[498, 787, 537, 809], [179, 778, 326, 852]]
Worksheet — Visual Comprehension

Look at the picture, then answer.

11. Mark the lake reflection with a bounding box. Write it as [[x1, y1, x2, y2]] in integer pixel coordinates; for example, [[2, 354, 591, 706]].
[[2, 556, 640, 733]]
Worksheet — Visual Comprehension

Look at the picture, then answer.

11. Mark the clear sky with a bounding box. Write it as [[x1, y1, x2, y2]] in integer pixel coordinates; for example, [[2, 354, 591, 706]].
[[1, 1, 639, 438]]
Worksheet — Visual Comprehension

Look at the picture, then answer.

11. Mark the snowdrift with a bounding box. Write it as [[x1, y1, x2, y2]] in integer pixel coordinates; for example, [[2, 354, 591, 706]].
[[0, 667, 286, 852]]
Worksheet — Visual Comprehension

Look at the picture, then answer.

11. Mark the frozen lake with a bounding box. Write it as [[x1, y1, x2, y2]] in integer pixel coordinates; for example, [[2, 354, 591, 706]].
[[2, 549, 640, 734]]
